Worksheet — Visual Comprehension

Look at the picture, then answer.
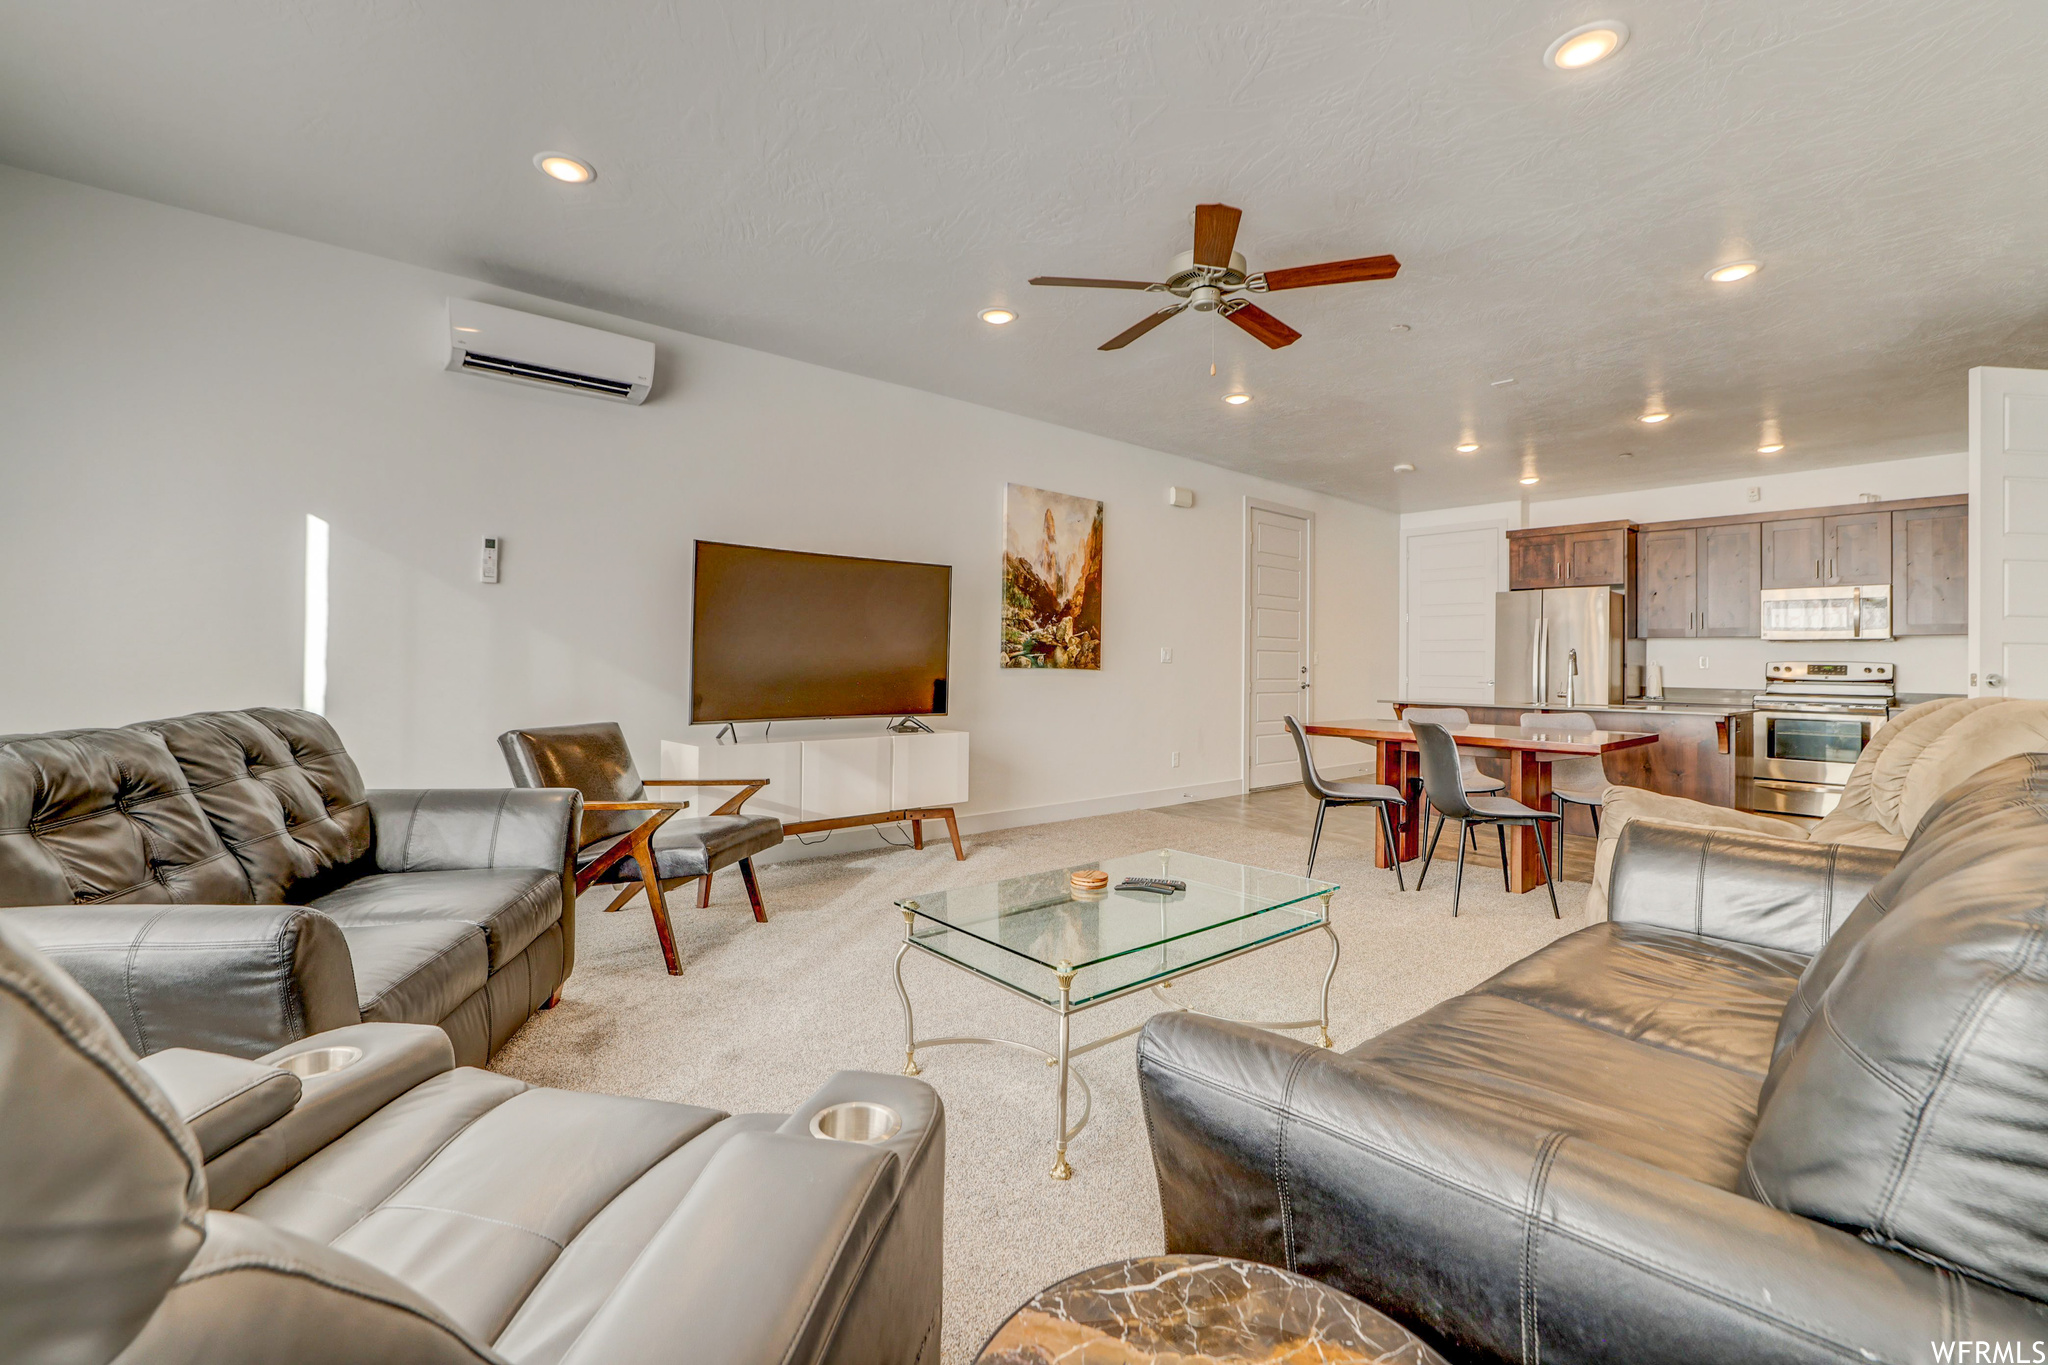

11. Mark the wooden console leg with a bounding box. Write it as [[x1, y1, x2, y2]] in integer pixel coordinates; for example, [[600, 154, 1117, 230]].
[[910, 818, 924, 850], [941, 808, 964, 860], [697, 872, 712, 908], [738, 858, 767, 923]]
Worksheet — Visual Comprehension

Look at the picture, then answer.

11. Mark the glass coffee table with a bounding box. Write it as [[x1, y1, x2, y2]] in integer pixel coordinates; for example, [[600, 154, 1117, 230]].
[[892, 849, 1339, 1180]]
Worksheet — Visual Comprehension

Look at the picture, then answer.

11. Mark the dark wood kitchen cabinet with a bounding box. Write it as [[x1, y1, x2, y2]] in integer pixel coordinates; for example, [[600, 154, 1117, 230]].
[[1507, 532, 1567, 590], [1635, 528, 1698, 637], [1635, 522, 1760, 638], [1507, 522, 1633, 590], [1894, 503, 1968, 635], [1825, 510, 1892, 585], [1565, 528, 1629, 586], [1761, 517, 1826, 589], [1697, 521, 1763, 636]]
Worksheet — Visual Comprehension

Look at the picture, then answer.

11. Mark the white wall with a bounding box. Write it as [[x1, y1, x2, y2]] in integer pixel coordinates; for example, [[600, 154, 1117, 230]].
[[1399, 454, 1971, 696], [0, 167, 1399, 838]]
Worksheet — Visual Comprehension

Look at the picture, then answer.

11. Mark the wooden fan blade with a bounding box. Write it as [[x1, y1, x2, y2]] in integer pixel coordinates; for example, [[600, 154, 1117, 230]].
[[1192, 203, 1243, 268], [1219, 301, 1301, 349], [1100, 304, 1188, 350], [1029, 276, 1160, 290], [1258, 254, 1401, 290]]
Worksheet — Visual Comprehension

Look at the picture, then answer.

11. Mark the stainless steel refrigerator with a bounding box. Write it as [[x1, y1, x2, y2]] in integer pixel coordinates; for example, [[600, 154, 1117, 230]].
[[1494, 588, 1625, 708]]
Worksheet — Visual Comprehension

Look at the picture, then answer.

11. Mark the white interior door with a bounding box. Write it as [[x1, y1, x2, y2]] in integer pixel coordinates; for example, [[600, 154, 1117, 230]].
[[1404, 527, 1499, 702], [1971, 366, 2048, 698], [1247, 505, 1311, 790]]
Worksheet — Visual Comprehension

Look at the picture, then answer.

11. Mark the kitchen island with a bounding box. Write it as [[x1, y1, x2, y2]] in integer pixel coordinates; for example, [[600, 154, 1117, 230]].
[[1383, 695, 1752, 834]]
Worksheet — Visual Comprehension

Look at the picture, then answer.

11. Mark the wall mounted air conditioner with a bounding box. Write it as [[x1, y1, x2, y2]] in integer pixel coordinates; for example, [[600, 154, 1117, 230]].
[[445, 298, 654, 404]]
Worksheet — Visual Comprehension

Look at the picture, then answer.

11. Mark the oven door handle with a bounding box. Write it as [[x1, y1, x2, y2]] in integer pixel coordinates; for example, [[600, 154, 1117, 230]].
[[1752, 778, 1843, 794]]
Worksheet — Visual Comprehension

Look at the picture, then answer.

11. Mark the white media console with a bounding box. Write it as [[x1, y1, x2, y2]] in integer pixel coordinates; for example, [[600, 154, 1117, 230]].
[[661, 729, 970, 858]]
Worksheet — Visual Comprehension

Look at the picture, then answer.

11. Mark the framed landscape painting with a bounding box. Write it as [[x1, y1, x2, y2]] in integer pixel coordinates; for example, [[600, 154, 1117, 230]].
[[1001, 483, 1103, 669]]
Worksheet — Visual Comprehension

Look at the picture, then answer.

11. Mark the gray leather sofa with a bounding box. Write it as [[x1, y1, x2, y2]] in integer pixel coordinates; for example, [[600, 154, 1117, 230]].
[[0, 708, 578, 1065], [1139, 753, 2048, 1362], [0, 918, 944, 1365]]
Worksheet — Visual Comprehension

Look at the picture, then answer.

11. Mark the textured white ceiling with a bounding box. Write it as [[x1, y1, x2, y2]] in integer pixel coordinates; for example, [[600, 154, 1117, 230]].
[[4, 1, 2047, 510]]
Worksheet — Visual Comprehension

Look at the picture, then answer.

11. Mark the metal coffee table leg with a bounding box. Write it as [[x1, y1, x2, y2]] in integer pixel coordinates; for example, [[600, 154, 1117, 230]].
[[895, 907, 921, 1076], [1051, 965, 1075, 1180]]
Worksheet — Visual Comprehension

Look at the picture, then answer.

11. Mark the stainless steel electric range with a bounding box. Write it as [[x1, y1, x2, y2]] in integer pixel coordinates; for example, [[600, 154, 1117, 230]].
[[1741, 661, 1897, 818]]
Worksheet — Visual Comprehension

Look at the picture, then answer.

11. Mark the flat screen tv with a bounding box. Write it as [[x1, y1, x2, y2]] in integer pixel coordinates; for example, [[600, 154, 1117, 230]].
[[691, 541, 952, 723]]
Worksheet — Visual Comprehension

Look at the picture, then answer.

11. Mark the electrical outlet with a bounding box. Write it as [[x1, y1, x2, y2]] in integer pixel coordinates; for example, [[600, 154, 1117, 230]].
[[1159, 647, 1173, 663], [1697, 655, 1710, 669], [1746, 486, 1761, 503], [1170, 751, 1181, 768]]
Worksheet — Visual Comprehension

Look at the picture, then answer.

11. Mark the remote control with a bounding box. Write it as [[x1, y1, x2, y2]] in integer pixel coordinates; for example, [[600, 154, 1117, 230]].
[[1115, 877, 1186, 895]]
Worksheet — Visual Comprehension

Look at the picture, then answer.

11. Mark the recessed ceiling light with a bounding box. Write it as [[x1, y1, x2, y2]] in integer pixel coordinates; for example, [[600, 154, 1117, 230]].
[[1544, 21, 1628, 70], [1639, 410, 1670, 424], [979, 308, 1015, 325], [1456, 441, 1480, 453], [534, 153, 595, 184], [1223, 393, 1251, 405], [1758, 442, 1785, 454], [1389, 323, 1411, 332], [1520, 475, 1541, 485], [1617, 451, 1636, 460], [1393, 463, 1416, 473], [1707, 260, 1761, 284]]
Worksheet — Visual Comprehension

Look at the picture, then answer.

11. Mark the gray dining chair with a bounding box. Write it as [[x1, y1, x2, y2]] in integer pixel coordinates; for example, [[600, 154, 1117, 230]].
[[1400, 707, 1502, 851], [1284, 716, 1408, 888], [1410, 721, 1561, 918], [1518, 710, 1609, 843]]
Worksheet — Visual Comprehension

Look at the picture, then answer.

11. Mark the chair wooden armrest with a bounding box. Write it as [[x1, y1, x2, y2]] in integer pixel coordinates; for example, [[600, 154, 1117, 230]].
[[643, 778, 769, 818], [574, 801, 688, 892]]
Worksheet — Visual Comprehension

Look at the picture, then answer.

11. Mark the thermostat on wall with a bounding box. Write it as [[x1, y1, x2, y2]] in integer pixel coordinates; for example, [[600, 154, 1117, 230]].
[[1167, 487, 1196, 508], [480, 537, 501, 584]]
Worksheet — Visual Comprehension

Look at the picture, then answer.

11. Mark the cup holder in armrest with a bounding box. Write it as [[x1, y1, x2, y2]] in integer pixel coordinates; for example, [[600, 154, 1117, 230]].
[[275, 1045, 364, 1079], [808, 1101, 902, 1144]]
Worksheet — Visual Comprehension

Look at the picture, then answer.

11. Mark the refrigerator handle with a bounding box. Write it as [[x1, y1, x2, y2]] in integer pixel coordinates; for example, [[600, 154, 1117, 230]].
[[1534, 617, 1546, 702], [1851, 586, 1862, 638]]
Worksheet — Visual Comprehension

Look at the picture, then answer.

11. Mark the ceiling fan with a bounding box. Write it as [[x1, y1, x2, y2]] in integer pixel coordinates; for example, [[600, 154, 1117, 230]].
[[1030, 203, 1400, 351]]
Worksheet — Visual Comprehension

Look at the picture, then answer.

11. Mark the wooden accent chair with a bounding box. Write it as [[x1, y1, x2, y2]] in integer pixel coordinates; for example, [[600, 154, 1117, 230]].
[[499, 723, 782, 975]]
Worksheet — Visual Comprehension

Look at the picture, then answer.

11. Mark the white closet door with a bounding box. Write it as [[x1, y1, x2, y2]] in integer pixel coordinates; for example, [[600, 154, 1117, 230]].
[[1971, 366, 2048, 698], [1247, 506, 1310, 790], [1404, 527, 1499, 703]]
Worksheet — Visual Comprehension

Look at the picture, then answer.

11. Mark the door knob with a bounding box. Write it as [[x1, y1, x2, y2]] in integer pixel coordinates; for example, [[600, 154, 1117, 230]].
[[1986, 673, 2005, 689]]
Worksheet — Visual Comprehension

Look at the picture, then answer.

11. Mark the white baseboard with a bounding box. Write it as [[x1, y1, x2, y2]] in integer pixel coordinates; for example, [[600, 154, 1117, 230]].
[[750, 776, 1247, 864], [953, 777, 1245, 835]]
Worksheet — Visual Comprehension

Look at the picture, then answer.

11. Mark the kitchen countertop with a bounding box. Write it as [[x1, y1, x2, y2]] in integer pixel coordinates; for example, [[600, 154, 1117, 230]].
[[1387, 690, 1754, 717]]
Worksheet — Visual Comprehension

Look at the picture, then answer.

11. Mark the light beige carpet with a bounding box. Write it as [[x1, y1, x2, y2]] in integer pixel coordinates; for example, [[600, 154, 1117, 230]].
[[490, 804, 1590, 1363]]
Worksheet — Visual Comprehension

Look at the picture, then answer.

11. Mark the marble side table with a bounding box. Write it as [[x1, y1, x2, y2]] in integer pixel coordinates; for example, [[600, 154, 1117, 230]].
[[975, 1254, 1447, 1364]]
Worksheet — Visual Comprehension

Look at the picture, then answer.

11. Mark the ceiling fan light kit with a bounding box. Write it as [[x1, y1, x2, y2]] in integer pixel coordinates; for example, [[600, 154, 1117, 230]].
[[1030, 202, 1399, 352]]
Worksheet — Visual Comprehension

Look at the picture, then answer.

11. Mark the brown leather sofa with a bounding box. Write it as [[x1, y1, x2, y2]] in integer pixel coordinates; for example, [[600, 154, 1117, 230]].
[[0, 919, 944, 1365], [0, 708, 577, 1065], [1140, 753, 2048, 1362]]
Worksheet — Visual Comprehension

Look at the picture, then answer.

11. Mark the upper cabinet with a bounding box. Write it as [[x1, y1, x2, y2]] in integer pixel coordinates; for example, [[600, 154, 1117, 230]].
[[1505, 496, 1966, 643], [1566, 529, 1629, 586], [1699, 522, 1764, 636], [1636, 522, 1761, 638], [1635, 528, 1698, 637], [1760, 511, 1896, 589], [1508, 523, 1632, 591], [1761, 517, 1826, 589], [1507, 531, 1567, 591], [1894, 503, 1969, 636], [1825, 511, 1892, 585]]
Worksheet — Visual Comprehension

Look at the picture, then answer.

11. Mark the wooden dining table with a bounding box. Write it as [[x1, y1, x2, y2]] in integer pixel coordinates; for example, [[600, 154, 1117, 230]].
[[1303, 719, 1660, 894]]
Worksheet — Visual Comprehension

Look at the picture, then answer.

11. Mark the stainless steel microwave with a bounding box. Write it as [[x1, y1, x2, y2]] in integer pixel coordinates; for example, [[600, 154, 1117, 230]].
[[1760, 585, 1892, 641]]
